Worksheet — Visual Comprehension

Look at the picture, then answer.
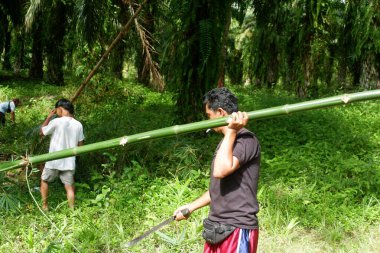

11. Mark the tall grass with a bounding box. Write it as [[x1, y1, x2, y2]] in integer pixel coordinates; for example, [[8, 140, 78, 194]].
[[0, 77, 379, 252]]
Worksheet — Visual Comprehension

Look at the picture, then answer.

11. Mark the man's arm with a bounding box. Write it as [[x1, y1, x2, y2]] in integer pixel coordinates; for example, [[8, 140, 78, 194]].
[[174, 190, 211, 221], [40, 109, 56, 136], [213, 111, 248, 178]]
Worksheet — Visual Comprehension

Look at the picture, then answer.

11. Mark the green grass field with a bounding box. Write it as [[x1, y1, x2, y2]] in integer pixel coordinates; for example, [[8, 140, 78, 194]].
[[1, 77, 379, 252]]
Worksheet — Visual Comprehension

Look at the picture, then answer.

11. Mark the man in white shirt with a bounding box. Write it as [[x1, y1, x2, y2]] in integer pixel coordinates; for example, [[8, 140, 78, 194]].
[[0, 98, 20, 125], [40, 98, 84, 210]]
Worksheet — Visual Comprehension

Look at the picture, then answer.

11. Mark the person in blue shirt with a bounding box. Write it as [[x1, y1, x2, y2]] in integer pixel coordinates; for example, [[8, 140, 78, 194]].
[[0, 98, 20, 126]]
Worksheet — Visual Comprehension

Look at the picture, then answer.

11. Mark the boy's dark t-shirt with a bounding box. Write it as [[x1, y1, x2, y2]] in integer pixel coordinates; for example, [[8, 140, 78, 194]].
[[208, 128, 261, 229]]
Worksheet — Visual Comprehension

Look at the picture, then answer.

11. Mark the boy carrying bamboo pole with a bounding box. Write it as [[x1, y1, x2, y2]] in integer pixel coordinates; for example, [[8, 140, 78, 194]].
[[174, 87, 260, 253]]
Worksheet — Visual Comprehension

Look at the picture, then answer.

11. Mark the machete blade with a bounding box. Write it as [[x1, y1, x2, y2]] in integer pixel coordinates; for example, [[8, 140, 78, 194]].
[[126, 208, 190, 247]]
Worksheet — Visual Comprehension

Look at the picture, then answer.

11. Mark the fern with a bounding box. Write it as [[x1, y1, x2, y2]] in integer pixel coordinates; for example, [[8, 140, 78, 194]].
[[0, 192, 20, 214], [0, 171, 21, 214]]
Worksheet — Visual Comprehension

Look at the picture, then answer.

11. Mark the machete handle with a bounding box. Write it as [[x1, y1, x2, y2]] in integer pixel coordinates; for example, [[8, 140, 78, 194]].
[[174, 208, 191, 219], [181, 208, 190, 218]]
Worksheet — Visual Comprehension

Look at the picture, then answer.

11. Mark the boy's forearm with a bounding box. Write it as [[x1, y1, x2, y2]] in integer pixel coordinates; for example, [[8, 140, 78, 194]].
[[41, 116, 52, 128], [10, 112, 15, 123]]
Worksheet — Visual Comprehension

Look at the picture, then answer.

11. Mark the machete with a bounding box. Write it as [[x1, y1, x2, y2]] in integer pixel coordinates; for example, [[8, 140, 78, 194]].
[[126, 208, 190, 247]]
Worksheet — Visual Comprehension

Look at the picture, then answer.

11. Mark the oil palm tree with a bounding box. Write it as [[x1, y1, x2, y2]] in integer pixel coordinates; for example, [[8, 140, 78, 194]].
[[160, 0, 236, 122], [0, 0, 24, 71]]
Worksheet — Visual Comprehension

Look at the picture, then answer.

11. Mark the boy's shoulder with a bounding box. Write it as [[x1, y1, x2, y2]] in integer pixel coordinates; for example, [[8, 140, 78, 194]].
[[71, 117, 84, 129], [72, 117, 83, 124], [54, 116, 82, 125]]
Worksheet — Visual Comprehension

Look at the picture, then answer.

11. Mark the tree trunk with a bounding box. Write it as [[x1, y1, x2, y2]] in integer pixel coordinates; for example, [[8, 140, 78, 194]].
[[136, 44, 149, 85], [266, 42, 279, 89], [111, 43, 126, 79], [299, 2, 314, 98], [360, 55, 378, 89], [351, 60, 361, 87], [46, 1, 66, 86], [338, 58, 347, 88], [0, 17, 7, 69], [324, 45, 335, 87], [29, 14, 44, 80], [14, 28, 25, 74], [111, 1, 130, 79], [217, 0, 232, 88], [175, 0, 230, 122], [176, 1, 209, 122], [227, 49, 243, 85], [302, 49, 314, 98], [2, 22, 12, 70], [376, 53, 380, 88]]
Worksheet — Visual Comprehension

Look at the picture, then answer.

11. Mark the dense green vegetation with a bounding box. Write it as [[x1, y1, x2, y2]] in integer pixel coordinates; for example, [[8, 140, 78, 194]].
[[1, 0, 379, 120], [0, 77, 379, 252], [1, 0, 380, 252]]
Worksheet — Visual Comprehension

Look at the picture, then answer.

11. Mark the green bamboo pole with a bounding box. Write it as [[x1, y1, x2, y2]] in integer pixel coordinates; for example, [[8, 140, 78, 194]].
[[1, 89, 380, 172]]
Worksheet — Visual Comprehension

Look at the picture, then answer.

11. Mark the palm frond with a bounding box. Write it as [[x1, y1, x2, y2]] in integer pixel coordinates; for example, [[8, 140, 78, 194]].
[[25, 0, 42, 31], [131, 4, 164, 91], [76, 0, 110, 46], [199, 19, 212, 71], [0, 191, 21, 214]]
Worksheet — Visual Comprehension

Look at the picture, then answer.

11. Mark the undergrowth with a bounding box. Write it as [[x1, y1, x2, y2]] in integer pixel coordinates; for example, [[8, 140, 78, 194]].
[[0, 77, 379, 252]]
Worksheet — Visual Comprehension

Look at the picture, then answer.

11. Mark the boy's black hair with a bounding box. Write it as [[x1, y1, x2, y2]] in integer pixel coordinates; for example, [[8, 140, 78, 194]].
[[55, 98, 74, 114], [202, 87, 238, 114]]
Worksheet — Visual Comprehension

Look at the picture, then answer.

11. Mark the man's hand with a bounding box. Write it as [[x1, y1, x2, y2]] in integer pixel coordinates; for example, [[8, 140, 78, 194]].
[[173, 205, 192, 221], [227, 111, 249, 132], [173, 191, 211, 221]]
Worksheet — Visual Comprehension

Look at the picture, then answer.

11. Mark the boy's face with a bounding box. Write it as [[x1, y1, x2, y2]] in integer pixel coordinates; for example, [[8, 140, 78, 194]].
[[205, 106, 220, 120], [205, 105, 226, 133], [56, 107, 63, 117]]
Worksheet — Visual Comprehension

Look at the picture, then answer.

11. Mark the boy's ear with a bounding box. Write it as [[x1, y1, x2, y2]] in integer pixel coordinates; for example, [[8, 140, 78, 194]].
[[217, 108, 227, 116]]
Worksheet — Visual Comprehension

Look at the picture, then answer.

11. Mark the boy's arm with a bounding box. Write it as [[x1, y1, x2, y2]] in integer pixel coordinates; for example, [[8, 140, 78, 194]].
[[40, 109, 56, 136], [10, 111, 15, 123]]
